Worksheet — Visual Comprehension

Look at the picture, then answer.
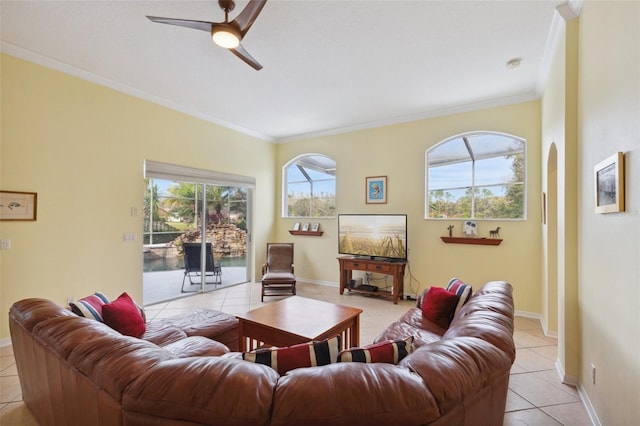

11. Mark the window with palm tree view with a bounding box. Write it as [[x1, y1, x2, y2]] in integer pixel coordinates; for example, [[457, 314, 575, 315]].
[[426, 132, 525, 220], [144, 179, 248, 272], [284, 154, 336, 218]]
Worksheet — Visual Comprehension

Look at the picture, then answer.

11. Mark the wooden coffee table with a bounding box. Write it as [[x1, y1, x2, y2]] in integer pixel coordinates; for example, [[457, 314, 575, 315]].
[[236, 296, 362, 351]]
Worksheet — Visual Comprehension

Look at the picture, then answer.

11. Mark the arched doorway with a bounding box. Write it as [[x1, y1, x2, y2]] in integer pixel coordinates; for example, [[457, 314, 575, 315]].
[[545, 144, 559, 335]]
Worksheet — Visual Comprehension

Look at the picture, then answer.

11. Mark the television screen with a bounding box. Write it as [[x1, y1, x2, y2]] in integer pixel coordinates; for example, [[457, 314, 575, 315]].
[[338, 214, 407, 260]]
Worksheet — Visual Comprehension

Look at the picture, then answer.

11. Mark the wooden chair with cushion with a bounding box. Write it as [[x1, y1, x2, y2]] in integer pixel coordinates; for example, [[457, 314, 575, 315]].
[[261, 243, 296, 302]]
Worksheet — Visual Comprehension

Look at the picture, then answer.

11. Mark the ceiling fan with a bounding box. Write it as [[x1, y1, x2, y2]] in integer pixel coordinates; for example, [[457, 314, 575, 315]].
[[147, 0, 267, 70]]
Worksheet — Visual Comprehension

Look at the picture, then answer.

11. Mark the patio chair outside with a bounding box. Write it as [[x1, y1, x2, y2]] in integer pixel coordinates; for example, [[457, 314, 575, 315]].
[[182, 242, 222, 292]]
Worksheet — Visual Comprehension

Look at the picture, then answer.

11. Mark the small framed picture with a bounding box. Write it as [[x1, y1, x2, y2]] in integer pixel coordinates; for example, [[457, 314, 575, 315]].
[[311, 223, 320, 232], [594, 152, 625, 214], [302, 222, 310, 231], [292, 222, 300, 231], [463, 220, 478, 236], [0, 191, 38, 221], [366, 176, 387, 204]]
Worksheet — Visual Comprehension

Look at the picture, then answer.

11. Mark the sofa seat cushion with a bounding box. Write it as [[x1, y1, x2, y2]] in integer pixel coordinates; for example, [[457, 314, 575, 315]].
[[374, 308, 445, 349], [142, 321, 188, 346], [162, 336, 229, 357], [156, 309, 239, 351]]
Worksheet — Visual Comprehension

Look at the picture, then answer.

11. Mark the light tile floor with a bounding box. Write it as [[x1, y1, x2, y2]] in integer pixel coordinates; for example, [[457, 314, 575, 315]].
[[1, 281, 592, 425]]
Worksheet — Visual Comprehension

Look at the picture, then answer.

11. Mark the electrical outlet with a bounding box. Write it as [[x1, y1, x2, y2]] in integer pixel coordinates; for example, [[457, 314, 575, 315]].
[[0, 239, 11, 250], [591, 363, 596, 385]]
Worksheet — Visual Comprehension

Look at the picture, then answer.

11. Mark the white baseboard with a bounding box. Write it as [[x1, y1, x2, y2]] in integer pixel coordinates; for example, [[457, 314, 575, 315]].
[[0, 337, 12, 348], [514, 310, 558, 338], [297, 278, 338, 288], [577, 382, 602, 426], [556, 361, 600, 426]]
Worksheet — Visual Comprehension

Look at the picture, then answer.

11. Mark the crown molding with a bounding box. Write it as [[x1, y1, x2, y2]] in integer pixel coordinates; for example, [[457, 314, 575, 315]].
[[276, 92, 540, 143], [535, 0, 583, 95]]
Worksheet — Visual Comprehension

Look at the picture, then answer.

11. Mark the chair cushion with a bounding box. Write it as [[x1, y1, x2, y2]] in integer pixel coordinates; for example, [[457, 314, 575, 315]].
[[262, 272, 296, 283], [102, 292, 146, 338], [338, 336, 413, 364], [242, 335, 341, 375]]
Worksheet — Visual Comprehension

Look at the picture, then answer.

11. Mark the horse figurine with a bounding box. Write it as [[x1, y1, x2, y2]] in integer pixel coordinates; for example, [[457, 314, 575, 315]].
[[489, 227, 501, 238]]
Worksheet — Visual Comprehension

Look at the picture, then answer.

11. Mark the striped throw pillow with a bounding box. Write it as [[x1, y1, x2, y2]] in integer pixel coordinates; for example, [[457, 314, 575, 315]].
[[69, 292, 110, 321], [338, 336, 413, 364], [243, 335, 341, 375], [446, 278, 473, 315]]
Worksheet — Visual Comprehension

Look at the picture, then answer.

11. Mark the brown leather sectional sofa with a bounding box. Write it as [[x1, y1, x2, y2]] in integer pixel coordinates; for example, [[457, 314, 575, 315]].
[[9, 281, 515, 426]]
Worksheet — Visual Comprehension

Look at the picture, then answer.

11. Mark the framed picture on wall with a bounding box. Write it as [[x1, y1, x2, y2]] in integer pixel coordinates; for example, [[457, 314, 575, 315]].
[[366, 176, 387, 204], [311, 223, 320, 232], [302, 222, 310, 231], [594, 152, 624, 214], [292, 222, 300, 231], [0, 191, 37, 221]]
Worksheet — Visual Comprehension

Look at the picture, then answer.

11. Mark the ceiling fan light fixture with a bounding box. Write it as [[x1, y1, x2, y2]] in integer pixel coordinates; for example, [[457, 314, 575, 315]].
[[212, 26, 241, 48]]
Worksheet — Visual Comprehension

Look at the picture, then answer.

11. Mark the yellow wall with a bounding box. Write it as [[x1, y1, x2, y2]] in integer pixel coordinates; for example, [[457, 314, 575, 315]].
[[275, 101, 543, 313], [576, 1, 640, 423], [540, 13, 581, 381], [0, 55, 277, 340]]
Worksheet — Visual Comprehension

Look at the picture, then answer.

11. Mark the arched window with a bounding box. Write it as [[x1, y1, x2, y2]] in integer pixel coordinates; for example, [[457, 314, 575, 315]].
[[425, 132, 526, 220], [283, 154, 336, 218]]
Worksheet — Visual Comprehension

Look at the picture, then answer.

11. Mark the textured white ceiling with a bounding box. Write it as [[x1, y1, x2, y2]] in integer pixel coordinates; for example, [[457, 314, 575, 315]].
[[0, 0, 565, 142]]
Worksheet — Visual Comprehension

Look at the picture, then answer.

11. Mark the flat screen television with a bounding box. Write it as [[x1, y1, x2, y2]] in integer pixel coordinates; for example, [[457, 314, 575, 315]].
[[338, 214, 408, 261]]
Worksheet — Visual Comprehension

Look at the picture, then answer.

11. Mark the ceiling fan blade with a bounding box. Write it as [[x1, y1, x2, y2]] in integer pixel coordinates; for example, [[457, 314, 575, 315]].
[[146, 16, 215, 32], [232, 0, 267, 37], [230, 44, 263, 70]]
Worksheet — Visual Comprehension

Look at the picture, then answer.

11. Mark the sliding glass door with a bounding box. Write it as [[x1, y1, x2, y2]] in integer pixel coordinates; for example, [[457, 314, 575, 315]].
[[143, 161, 253, 305]]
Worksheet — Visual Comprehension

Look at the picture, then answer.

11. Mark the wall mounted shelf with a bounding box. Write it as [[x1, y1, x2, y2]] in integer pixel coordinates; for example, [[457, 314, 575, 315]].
[[289, 230, 323, 236], [440, 237, 502, 246]]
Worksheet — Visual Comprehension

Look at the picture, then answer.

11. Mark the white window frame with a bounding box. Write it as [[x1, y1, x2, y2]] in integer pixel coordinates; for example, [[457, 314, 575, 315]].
[[425, 131, 527, 221], [282, 153, 336, 218]]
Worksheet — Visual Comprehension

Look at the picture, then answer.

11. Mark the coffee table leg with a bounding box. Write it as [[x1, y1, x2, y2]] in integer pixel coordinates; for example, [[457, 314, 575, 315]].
[[350, 315, 360, 347], [238, 320, 246, 352]]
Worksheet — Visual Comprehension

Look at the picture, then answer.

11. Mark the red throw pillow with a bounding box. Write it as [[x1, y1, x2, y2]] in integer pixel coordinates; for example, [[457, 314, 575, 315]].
[[421, 286, 459, 329], [102, 292, 146, 338]]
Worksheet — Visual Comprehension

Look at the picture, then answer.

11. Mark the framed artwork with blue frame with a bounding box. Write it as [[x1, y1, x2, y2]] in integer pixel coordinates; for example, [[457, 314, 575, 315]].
[[366, 176, 387, 204]]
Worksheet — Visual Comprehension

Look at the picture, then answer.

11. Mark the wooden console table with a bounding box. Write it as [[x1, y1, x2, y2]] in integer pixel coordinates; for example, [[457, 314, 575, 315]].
[[337, 256, 406, 304]]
